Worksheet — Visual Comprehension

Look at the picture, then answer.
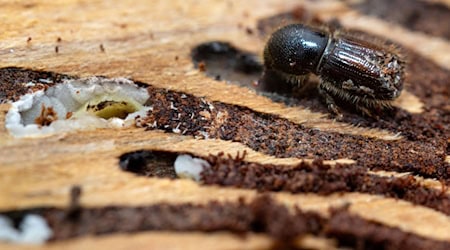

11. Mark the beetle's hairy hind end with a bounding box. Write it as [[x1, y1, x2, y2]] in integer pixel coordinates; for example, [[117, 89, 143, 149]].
[[319, 80, 395, 118]]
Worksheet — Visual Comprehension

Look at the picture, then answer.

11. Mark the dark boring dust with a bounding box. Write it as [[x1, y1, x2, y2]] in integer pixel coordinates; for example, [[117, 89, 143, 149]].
[[119, 150, 450, 215], [138, 84, 448, 181], [2, 195, 449, 250], [347, 0, 450, 40], [2, 196, 322, 243], [0, 67, 73, 104], [326, 207, 450, 250]]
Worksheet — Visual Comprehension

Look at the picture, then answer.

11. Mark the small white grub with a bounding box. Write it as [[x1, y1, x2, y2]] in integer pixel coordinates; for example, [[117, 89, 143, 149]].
[[5, 77, 150, 137], [174, 154, 210, 181], [0, 214, 53, 244], [0, 216, 20, 243], [19, 215, 53, 244]]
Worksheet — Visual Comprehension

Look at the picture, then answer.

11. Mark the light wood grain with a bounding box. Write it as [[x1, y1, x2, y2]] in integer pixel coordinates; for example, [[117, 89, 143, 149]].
[[0, 0, 449, 248]]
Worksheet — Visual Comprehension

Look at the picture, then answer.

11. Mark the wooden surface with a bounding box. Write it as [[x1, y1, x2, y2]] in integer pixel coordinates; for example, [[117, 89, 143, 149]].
[[0, 0, 449, 249]]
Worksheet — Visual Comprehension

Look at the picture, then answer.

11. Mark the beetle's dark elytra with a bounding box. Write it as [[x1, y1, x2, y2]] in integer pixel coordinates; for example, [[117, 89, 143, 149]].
[[263, 23, 405, 117]]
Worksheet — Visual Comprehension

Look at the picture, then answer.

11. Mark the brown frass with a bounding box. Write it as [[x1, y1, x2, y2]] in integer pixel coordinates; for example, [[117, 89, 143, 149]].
[[201, 152, 450, 215], [1, 196, 322, 242], [118, 150, 450, 215], [0, 67, 73, 104], [1, 196, 448, 250], [139, 85, 448, 181], [327, 207, 450, 250]]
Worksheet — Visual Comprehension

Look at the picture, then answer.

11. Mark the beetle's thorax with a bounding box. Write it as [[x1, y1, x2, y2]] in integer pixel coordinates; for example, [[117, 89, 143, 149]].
[[265, 24, 329, 76]]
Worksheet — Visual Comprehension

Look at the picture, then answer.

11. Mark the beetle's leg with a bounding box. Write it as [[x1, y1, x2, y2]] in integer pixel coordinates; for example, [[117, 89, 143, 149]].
[[355, 104, 379, 119], [294, 75, 311, 90], [260, 69, 297, 93], [355, 100, 387, 120], [289, 74, 313, 97], [318, 80, 343, 119], [274, 71, 309, 88], [341, 79, 377, 98]]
